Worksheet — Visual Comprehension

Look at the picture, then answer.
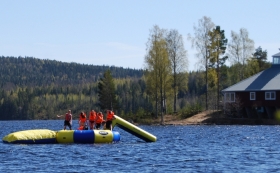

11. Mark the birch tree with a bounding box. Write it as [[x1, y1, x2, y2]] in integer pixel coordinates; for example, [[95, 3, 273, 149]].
[[144, 25, 171, 124], [227, 28, 254, 81], [188, 16, 215, 110], [166, 29, 188, 113]]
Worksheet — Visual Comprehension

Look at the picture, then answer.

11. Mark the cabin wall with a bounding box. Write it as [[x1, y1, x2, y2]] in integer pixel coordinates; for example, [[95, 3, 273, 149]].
[[236, 91, 280, 107], [224, 91, 280, 119]]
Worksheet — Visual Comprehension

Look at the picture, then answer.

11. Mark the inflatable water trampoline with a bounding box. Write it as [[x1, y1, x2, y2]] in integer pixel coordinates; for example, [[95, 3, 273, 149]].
[[2, 115, 157, 144]]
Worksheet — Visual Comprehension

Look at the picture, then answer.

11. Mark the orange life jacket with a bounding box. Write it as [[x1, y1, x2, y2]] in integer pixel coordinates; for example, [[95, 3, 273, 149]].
[[80, 116, 87, 123], [106, 111, 114, 121], [95, 113, 103, 123], [79, 113, 87, 123], [89, 111, 96, 121]]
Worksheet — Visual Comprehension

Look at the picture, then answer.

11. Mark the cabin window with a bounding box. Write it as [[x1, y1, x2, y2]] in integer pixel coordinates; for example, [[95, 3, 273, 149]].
[[273, 57, 280, 64], [265, 91, 276, 100], [225, 92, 235, 102], [250, 92, 256, 100]]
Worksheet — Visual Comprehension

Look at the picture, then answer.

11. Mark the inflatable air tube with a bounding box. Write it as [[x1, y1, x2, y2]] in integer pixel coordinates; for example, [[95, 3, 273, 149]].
[[2, 129, 57, 144], [112, 115, 157, 142], [56, 130, 120, 143]]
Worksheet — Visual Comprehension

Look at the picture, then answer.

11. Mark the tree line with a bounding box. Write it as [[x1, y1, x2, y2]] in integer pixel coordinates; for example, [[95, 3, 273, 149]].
[[0, 55, 202, 121], [0, 57, 149, 120], [0, 56, 143, 88], [0, 16, 272, 122]]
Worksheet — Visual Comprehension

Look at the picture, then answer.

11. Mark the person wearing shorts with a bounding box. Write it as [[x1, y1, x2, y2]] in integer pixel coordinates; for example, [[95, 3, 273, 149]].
[[57, 110, 72, 130]]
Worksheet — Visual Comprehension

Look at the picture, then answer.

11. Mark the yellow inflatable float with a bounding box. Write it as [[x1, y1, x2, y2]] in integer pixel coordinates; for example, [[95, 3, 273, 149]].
[[2, 129, 120, 144]]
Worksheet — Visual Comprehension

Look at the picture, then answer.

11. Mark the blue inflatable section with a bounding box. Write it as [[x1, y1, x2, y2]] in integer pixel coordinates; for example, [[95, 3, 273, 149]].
[[73, 130, 120, 143], [73, 130, 94, 143], [112, 130, 120, 142]]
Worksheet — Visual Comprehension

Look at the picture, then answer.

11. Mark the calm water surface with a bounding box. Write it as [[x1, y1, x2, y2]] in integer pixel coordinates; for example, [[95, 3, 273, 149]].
[[1, 120, 280, 172]]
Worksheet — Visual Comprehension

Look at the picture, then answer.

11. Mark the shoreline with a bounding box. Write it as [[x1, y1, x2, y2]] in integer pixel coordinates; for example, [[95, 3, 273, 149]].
[[154, 111, 280, 125]]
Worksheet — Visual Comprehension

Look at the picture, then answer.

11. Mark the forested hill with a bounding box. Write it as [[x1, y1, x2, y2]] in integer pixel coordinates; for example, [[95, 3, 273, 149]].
[[0, 56, 143, 88]]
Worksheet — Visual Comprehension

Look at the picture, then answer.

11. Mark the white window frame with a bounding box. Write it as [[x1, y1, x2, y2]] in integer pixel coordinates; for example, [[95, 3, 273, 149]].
[[273, 57, 280, 64], [250, 92, 256, 100], [225, 92, 235, 102], [265, 91, 276, 100]]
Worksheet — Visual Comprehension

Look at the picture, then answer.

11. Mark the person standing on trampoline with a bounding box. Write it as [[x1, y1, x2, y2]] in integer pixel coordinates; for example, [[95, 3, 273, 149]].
[[57, 110, 73, 130], [89, 110, 97, 130], [95, 112, 104, 130], [105, 110, 115, 131], [78, 112, 88, 130]]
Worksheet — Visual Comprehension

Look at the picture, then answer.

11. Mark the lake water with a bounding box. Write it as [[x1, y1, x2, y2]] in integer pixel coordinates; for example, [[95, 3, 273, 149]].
[[1, 120, 280, 172]]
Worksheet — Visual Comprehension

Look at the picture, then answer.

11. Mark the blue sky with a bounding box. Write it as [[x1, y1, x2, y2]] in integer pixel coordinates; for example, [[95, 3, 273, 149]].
[[1, 1, 279, 71]]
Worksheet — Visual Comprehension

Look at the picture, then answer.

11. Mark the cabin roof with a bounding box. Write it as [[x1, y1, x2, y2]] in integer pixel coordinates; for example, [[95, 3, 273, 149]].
[[222, 65, 280, 92], [272, 52, 280, 57]]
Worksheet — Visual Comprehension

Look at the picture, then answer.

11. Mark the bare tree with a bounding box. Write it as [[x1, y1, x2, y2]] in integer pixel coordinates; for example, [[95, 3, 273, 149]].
[[188, 16, 215, 110], [166, 29, 188, 113], [227, 28, 254, 81]]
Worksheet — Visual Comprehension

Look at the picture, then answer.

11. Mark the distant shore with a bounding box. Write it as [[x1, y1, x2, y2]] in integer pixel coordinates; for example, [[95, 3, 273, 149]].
[[155, 111, 280, 125]]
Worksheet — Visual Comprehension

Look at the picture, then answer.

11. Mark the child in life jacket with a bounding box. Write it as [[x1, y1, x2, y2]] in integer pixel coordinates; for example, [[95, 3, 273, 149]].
[[105, 110, 115, 131], [95, 112, 103, 130], [89, 110, 96, 130], [78, 112, 88, 130]]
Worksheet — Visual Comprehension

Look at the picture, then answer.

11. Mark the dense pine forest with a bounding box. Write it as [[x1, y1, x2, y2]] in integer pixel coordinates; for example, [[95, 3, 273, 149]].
[[0, 56, 146, 120], [0, 54, 271, 121]]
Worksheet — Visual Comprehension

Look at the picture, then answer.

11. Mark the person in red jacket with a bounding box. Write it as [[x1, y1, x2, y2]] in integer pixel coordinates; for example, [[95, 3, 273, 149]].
[[78, 112, 88, 130], [89, 110, 96, 130], [95, 112, 103, 130], [105, 110, 115, 131], [57, 110, 72, 130]]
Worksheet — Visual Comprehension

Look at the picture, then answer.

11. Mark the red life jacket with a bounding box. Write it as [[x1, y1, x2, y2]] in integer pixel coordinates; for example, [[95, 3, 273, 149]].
[[95, 113, 103, 123], [89, 111, 96, 121], [80, 116, 87, 123], [79, 113, 87, 123], [106, 111, 114, 121], [65, 113, 71, 121]]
